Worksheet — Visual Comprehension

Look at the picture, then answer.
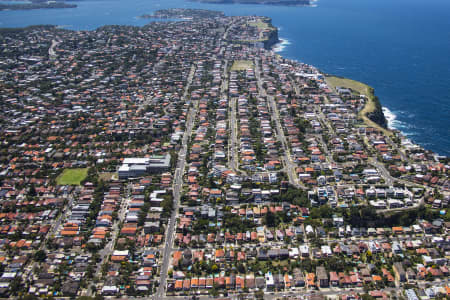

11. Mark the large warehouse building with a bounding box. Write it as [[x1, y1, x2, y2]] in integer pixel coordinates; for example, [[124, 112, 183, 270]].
[[118, 154, 171, 179]]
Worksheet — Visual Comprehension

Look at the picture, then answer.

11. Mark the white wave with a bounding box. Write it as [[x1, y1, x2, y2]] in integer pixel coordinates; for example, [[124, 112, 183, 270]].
[[56, 25, 73, 29], [273, 38, 291, 53], [382, 106, 397, 129], [383, 106, 419, 138]]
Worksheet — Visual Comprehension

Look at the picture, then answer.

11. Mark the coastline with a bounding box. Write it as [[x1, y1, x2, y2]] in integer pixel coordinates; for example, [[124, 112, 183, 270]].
[[271, 34, 420, 151], [139, 8, 225, 20], [382, 107, 415, 137], [323, 75, 438, 156], [382, 106, 406, 134], [0, 2, 77, 11], [189, 0, 312, 6], [324, 75, 391, 136], [0, 11, 448, 299], [272, 37, 290, 52], [237, 17, 280, 50], [0, 14, 445, 158], [272, 42, 440, 156]]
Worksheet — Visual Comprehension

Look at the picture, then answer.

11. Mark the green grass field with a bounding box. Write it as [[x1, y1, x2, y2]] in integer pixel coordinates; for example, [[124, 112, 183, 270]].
[[56, 168, 88, 185], [245, 19, 271, 42], [325, 75, 371, 96], [325, 76, 392, 136], [249, 20, 269, 30], [231, 60, 254, 71]]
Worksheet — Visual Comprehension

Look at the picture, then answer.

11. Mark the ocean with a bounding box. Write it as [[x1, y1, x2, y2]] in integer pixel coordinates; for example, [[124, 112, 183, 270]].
[[1, 0, 449, 156]]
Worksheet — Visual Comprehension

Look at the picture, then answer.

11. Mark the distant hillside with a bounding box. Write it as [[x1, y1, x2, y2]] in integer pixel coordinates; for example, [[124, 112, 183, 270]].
[[140, 8, 225, 19], [0, 2, 76, 11], [191, 0, 310, 6]]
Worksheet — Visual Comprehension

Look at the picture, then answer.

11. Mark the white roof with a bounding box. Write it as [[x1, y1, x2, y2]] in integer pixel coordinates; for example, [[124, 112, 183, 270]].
[[130, 165, 147, 171], [1, 272, 16, 278], [102, 286, 118, 292], [321, 245, 332, 254], [113, 250, 129, 256], [289, 248, 299, 255], [152, 190, 166, 195], [300, 245, 309, 252], [118, 164, 130, 172], [123, 157, 150, 165]]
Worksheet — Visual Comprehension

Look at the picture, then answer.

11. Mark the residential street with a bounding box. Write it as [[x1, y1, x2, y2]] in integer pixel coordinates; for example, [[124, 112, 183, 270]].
[[156, 65, 197, 299]]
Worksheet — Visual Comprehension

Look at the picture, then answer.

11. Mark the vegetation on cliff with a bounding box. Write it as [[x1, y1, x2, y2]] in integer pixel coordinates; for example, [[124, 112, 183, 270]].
[[366, 87, 388, 129], [237, 17, 279, 50], [325, 75, 389, 134]]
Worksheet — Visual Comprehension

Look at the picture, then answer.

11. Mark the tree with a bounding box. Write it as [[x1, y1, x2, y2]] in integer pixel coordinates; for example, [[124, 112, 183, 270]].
[[361, 293, 376, 300], [34, 249, 47, 262], [86, 242, 99, 253], [28, 184, 37, 197], [161, 197, 173, 218], [255, 290, 264, 299], [236, 262, 246, 273], [209, 286, 219, 297], [10, 277, 22, 295], [264, 210, 276, 227], [211, 264, 219, 273]]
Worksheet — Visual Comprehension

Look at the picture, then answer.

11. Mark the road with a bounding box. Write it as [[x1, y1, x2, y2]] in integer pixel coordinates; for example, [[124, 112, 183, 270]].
[[24, 189, 76, 286], [95, 184, 130, 276], [47, 192, 75, 243], [254, 58, 303, 189], [48, 38, 61, 58], [155, 64, 197, 299], [138, 45, 177, 112], [110, 277, 449, 300], [370, 157, 432, 193], [221, 59, 238, 173], [292, 78, 335, 166], [292, 73, 430, 193], [229, 96, 242, 174]]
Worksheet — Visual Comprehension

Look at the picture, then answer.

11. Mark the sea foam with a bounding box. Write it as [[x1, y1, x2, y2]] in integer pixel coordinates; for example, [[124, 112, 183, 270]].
[[382, 106, 397, 129], [273, 38, 290, 53], [382, 106, 417, 137]]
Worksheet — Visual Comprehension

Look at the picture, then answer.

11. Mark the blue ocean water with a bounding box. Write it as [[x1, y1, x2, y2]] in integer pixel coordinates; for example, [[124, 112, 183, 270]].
[[1, 0, 449, 155]]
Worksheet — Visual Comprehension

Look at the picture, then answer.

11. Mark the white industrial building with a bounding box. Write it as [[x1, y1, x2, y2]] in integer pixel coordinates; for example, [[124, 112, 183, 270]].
[[118, 154, 170, 179]]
